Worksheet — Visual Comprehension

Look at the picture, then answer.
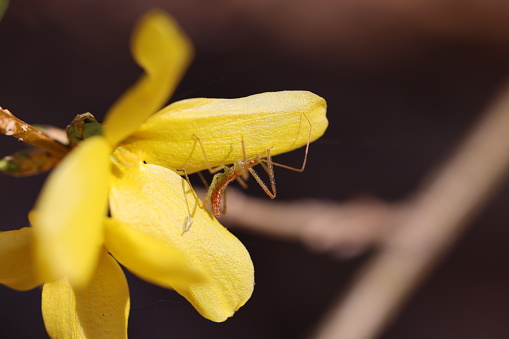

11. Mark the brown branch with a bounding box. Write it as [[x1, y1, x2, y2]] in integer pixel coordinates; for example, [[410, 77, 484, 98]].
[[311, 80, 509, 339], [0, 107, 69, 158], [218, 189, 399, 258]]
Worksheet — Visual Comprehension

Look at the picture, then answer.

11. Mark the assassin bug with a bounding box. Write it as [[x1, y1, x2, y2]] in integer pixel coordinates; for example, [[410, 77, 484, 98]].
[[195, 112, 312, 217]]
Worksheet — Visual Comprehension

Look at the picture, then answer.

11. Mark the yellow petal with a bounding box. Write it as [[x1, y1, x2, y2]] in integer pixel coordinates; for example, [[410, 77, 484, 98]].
[[42, 251, 129, 339], [103, 10, 193, 146], [32, 136, 110, 287], [122, 91, 328, 173], [104, 217, 202, 287], [0, 227, 42, 291], [109, 162, 254, 322]]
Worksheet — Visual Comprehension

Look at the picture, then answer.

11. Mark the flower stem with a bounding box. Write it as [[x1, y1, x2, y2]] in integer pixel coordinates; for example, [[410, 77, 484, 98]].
[[0, 107, 69, 158]]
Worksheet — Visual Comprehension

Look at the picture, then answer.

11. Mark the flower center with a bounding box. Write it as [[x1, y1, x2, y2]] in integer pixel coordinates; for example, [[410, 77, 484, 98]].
[[111, 147, 143, 168]]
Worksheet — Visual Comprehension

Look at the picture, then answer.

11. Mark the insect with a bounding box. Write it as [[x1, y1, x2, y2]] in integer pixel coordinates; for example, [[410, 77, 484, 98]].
[[204, 142, 276, 217], [196, 113, 312, 218]]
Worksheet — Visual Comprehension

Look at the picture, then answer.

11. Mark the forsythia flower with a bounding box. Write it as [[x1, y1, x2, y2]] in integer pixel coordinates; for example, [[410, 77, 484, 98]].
[[0, 9, 328, 339]]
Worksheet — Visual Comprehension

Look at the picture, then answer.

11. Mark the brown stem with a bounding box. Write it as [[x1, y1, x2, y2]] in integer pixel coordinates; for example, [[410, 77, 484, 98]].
[[218, 188, 397, 258], [0, 107, 69, 158]]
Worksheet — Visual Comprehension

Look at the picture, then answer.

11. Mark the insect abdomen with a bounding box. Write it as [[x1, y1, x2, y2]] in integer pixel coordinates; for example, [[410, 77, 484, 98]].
[[209, 167, 238, 217]]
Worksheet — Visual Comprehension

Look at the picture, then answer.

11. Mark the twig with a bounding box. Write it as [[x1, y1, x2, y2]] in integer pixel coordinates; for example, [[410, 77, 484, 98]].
[[312, 80, 509, 339], [219, 189, 398, 258], [0, 107, 69, 158]]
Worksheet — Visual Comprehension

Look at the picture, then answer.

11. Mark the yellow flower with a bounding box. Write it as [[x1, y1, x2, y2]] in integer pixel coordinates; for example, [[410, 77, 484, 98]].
[[0, 9, 328, 338]]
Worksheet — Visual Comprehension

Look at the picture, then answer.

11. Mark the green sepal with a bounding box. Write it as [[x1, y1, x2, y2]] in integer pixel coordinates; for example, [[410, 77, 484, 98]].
[[66, 113, 103, 146], [0, 150, 60, 176]]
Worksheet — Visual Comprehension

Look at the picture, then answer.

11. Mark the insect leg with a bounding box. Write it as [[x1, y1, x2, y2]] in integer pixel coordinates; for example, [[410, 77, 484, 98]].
[[239, 135, 249, 180], [193, 134, 228, 174], [235, 175, 249, 189], [196, 171, 209, 188], [176, 167, 197, 233], [250, 147, 276, 199], [247, 157, 275, 200], [262, 112, 312, 172]]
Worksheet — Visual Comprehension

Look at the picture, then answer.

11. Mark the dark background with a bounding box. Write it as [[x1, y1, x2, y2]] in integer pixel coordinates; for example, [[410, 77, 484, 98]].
[[2, 0, 509, 338]]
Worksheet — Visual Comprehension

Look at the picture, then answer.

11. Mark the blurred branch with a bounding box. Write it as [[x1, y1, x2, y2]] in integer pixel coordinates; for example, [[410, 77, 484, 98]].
[[311, 80, 509, 339], [219, 190, 400, 258]]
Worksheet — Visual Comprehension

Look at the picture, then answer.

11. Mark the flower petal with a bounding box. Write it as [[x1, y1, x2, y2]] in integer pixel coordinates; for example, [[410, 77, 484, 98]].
[[42, 251, 129, 339], [0, 227, 42, 291], [109, 162, 254, 322], [104, 217, 202, 287], [122, 91, 328, 173], [103, 10, 193, 146], [32, 136, 110, 287]]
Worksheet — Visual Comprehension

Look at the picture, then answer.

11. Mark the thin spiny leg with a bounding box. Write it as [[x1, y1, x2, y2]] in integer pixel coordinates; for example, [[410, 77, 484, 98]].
[[264, 148, 276, 196], [250, 148, 276, 199], [193, 134, 231, 174], [248, 166, 276, 199], [193, 133, 212, 172], [178, 167, 194, 234], [261, 112, 312, 172], [239, 135, 249, 180], [298, 111, 312, 172], [235, 176, 249, 189], [196, 171, 209, 188]]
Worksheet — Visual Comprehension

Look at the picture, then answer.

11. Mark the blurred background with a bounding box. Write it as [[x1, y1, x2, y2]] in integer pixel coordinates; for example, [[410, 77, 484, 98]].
[[2, 0, 509, 338]]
